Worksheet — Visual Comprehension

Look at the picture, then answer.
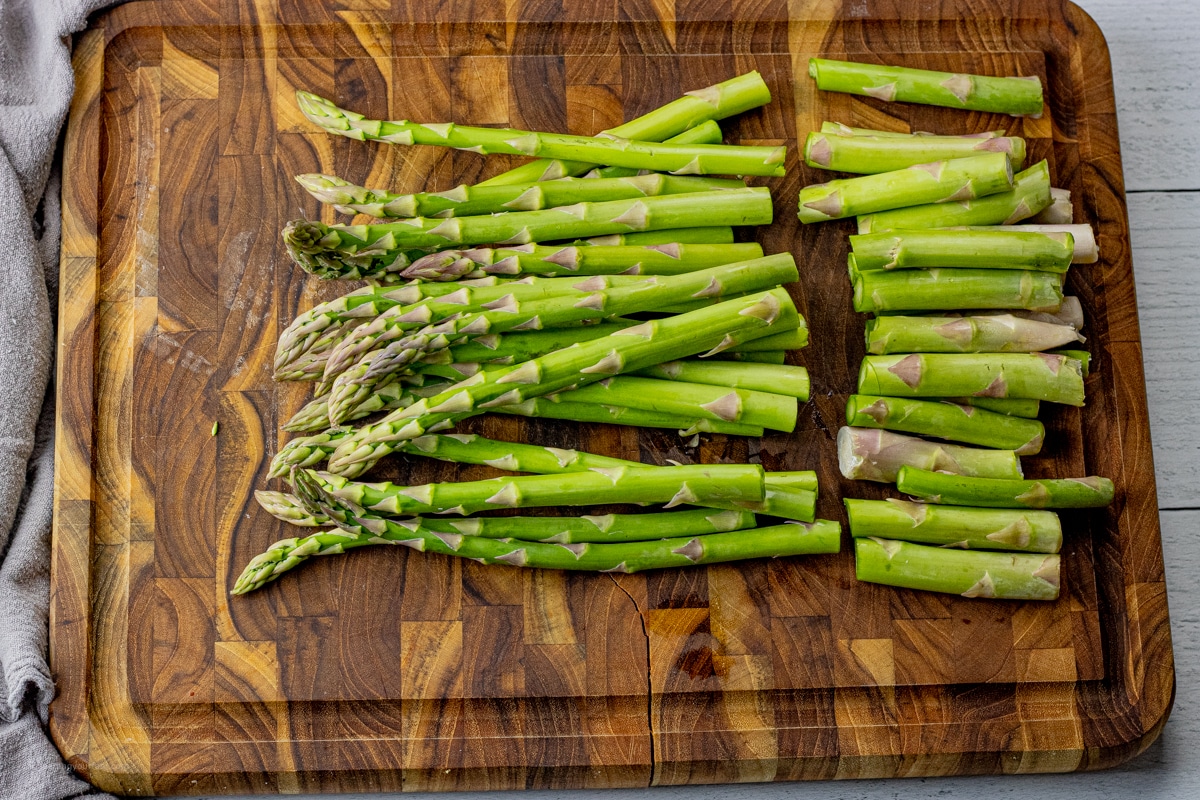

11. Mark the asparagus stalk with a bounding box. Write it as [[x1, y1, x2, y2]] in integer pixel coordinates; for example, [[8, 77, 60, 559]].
[[798, 152, 1014, 223], [896, 466, 1115, 509], [327, 289, 800, 477], [401, 242, 764, 281], [846, 394, 1045, 454], [857, 161, 1051, 233], [854, 537, 1059, 600], [494, 399, 766, 437], [808, 58, 1044, 116], [804, 131, 1026, 173], [636, 361, 810, 399], [844, 498, 1060, 553], [310, 475, 838, 574], [549, 375, 799, 432], [284, 188, 774, 281], [1030, 188, 1073, 224], [852, 267, 1064, 313], [255, 489, 757, 543], [820, 121, 1005, 138], [864, 314, 1083, 354], [849, 229, 1073, 272], [297, 91, 787, 177], [349, 254, 797, 392], [285, 356, 810, 435], [302, 463, 766, 516], [945, 224, 1098, 264], [858, 353, 1086, 406], [837, 426, 1023, 482], [943, 397, 1041, 418], [573, 227, 735, 246], [299, 173, 746, 219], [477, 71, 771, 185], [269, 430, 817, 519]]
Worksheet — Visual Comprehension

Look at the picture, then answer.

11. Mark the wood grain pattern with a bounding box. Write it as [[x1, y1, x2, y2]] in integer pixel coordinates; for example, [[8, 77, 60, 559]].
[[48, 0, 1172, 793]]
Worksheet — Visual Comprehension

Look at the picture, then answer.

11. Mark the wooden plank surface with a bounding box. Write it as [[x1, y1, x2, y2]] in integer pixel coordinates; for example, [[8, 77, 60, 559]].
[[48, 0, 1181, 794]]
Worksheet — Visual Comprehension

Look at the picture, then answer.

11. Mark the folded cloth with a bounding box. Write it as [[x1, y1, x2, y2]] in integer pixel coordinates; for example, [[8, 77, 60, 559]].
[[0, 0, 120, 796]]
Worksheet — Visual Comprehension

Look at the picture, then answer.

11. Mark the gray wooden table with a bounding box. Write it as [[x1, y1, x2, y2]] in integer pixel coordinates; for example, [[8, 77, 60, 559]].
[[210, 1, 1198, 797]]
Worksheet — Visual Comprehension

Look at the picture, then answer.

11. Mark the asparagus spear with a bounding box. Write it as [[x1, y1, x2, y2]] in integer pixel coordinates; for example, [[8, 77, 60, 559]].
[[837, 426, 1023, 482], [798, 152, 1014, 223], [808, 58, 1044, 116], [270, 430, 817, 519], [844, 498, 1060, 553], [864, 315, 1083, 354], [820, 121, 1005, 138], [846, 394, 1044, 454], [857, 161, 1051, 232], [401, 242, 764, 281], [303, 462, 766, 516], [849, 229, 1073, 272], [301, 474, 839, 577], [1030, 188, 1073, 224], [636, 361, 810, 399], [299, 173, 746, 219], [945, 297, 1085, 330], [854, 537, 1059, 600], [572, 227, 734, 246], [896, 466, 1115, 508], [285, 357, 808, 435], [349, 254, 797, 392], [255, 489, 758, 542], [493, 399, 766, 437], [804, 131, 1026, 173], [477, 71, 771, 185], [852, 267, 1064, 313], [327, 289, 800, 477], [548, 375, 799, 432], [297, 91, 787, 177], [944, 224, 1098, 264], [858, 353, 1086, 406], [284, 188, 774, 281]]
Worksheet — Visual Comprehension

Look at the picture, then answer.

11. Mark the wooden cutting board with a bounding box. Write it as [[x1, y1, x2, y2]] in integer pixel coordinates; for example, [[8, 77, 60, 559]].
[[48, 0, 1173, 794]]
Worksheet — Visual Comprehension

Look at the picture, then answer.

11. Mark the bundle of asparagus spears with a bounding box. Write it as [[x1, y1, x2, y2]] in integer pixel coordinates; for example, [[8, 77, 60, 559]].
[[233, 72, 842, 595], [795, 104, 1113, 600]]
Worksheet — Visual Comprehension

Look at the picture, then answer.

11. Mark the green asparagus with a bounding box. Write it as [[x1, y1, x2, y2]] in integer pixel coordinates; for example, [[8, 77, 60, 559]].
[[846, 394, 1045, 454], [809, 58, 1044, 116], [798, 152, 1014, 223], [854, 537, 1059, 600], [837, 426, 1023, 482], [844, 498, 1060, 553], [896, 466, 1115, 508]]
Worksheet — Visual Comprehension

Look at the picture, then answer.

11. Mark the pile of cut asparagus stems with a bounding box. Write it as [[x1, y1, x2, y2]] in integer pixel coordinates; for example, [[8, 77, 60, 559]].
[[802, 59, 1115, 601], [233, 72, 842, 595]]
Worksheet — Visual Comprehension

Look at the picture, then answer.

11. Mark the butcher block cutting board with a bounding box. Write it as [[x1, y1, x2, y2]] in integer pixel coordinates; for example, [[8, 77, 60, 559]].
[[49, 0, 1173, 794]]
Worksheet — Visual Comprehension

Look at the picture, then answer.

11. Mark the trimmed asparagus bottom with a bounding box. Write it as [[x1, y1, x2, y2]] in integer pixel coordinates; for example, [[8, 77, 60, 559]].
[[854, 537, 1060, 600]]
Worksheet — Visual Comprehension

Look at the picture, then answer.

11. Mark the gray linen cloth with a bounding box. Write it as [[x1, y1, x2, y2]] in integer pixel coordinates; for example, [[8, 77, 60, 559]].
[[0, 0, 118, 797]]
